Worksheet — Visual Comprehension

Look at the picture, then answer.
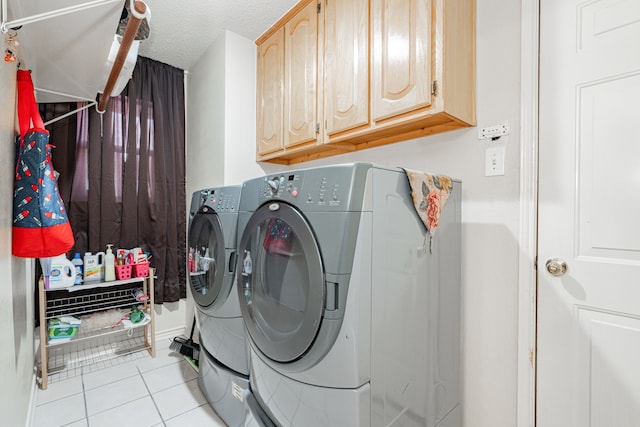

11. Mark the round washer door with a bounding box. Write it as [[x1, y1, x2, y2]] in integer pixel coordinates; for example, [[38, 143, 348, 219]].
[[188, 209, 226, 308], [237, 201, 324, 363]]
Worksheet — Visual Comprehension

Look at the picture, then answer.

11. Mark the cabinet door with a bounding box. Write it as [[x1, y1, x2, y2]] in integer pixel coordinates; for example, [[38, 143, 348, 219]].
[[371, 0, 432, 121], [324, 0, 369, 136], [284, 1, 318, 148], [257, 27, 285, 155]]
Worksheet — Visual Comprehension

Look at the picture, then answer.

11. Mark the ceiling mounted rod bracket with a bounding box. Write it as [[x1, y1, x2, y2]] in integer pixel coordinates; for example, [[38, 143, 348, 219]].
[[1, 0, 121, 33], [97, 0, 149, 113], [128, 0, 146, 20]]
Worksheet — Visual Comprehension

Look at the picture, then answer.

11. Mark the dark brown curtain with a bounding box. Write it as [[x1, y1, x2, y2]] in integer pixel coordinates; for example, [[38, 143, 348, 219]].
[[41, 57, 186, 303], [39, 103, 78, 203]]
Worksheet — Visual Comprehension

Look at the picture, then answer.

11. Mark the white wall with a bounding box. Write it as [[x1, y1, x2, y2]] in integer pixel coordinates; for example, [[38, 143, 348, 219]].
[[0, 62, 36, 425], [187, 29, 264, 191], [186, 34, 226, 195], [190, 2, 523, 426], [222, 31, 263, 186]]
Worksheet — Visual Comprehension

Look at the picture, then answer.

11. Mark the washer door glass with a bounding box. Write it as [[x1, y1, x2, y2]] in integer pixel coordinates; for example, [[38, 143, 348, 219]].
[[237, 202, 324, 363], [188, 211, 225, 307]]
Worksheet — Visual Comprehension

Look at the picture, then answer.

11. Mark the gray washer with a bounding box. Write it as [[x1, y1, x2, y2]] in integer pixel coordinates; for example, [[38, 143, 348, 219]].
[[188, 185, 249, 427]]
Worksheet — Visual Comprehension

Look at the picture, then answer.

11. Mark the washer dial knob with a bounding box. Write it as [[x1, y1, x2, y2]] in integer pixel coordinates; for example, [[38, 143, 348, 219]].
[[267, 178, 280, 195]]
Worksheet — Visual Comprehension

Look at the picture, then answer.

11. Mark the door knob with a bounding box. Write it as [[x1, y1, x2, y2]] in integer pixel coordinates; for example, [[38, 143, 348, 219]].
[[545, 258, 567, 276]]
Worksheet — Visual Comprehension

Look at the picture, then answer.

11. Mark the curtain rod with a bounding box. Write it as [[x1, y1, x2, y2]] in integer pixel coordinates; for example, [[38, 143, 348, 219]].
[[97, 0, 148, 113]]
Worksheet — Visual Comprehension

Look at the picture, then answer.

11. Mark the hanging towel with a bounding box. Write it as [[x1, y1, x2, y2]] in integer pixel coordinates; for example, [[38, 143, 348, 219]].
[[402, 168, 454, 252]]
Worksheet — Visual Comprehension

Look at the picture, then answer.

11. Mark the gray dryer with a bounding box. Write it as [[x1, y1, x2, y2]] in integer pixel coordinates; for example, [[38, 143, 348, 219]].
[[236, 163, 462, 426]]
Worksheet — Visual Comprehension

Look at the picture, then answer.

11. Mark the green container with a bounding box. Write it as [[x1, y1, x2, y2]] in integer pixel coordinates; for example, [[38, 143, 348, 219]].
[[48, 318, 79, 339]]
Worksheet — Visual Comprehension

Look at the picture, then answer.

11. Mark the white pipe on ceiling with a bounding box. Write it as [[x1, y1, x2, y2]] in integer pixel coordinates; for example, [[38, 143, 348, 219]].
[[35, 87, 96, 103], [1, 1, 6, 31], [43, 102, 97, 126], [34, 88, 97, 126], [0, 0, 120, 33]]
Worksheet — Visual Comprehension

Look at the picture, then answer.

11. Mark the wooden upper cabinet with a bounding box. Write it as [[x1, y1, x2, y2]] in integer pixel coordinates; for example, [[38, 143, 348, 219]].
[[371, 0, 432, 121], [256, 0, 475, 165], [257, 27, 285, 156], [324, 0, 369, 136], [284, 0, 319, 148]]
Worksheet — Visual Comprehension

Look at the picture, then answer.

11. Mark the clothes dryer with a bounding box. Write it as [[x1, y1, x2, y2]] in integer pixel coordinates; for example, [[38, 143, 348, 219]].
[[236, 163, 461, 427], [188, 186, 249, 427]]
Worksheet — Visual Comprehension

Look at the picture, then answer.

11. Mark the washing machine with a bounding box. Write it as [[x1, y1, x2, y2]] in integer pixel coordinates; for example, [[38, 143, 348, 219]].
[[188, 186, 249, 427], [235, 163, 461, 427]]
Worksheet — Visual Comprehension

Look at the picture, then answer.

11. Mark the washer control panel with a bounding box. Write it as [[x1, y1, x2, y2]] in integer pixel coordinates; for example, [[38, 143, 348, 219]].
[[202, 188, 241, 213]]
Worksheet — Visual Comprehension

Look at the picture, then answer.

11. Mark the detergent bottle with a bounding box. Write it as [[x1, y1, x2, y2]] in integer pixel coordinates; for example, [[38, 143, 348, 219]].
[[83, 251, 105, 282], [104, 244, 116, 282], [47, 255, 76, 289]]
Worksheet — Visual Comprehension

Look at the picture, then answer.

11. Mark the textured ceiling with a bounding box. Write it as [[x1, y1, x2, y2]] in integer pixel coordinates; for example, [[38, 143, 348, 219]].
[[2, 0, 297, 102], [137, 0, 298, 70]]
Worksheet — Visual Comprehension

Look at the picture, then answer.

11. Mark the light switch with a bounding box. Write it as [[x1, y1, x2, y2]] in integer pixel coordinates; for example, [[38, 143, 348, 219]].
[[485, 146, 505, 176]]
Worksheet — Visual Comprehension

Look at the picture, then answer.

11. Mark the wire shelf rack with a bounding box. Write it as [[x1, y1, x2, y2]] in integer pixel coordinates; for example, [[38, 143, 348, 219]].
[[41, 330, 150, 385], [37, 274, 155, 390]]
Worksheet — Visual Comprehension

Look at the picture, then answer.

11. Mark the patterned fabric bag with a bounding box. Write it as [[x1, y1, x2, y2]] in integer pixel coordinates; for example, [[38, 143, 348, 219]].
[[12, 70, 74, 258]]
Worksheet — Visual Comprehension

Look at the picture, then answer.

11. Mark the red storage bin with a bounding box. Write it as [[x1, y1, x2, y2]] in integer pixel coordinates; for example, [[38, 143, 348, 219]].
[[115, 264, 132, 281], [134, 262, 149, 278]]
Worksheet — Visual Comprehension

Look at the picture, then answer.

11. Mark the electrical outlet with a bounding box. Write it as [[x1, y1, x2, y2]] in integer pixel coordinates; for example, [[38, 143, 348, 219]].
[[478, 122, 511, 140], [485, 146, 505, 176]]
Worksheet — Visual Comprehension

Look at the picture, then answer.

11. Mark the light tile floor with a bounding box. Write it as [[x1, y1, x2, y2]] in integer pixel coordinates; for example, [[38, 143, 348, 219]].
[[34, 339, 227, 427]]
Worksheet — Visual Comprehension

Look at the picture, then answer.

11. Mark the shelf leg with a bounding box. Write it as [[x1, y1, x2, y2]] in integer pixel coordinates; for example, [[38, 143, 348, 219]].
[[150, 270, 156, 357], [38, 276, 48, 390], [145, 270, 156, 357]]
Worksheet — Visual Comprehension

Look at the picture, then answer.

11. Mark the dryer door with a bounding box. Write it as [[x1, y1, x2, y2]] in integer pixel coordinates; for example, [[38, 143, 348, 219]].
[[237, 201, 324, 363], [188, 210, 226, 308]]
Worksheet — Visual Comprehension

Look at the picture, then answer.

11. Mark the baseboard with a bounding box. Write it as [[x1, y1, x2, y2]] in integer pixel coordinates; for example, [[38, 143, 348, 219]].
[[155, 325, 188, 344], [26, 371, 37, 427]]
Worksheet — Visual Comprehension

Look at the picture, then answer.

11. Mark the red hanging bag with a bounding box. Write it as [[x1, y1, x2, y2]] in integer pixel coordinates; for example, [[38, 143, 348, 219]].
[[12, 70, 74, 258]]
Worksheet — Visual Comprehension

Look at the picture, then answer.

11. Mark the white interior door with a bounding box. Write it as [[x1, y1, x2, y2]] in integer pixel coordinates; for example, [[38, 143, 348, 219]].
[[537, 0, 640, 426]]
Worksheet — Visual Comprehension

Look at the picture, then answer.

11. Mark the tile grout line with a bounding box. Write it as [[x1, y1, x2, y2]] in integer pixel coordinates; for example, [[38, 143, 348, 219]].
[[81, 365, 90, 427], [80, 363, 152, 422], [137, 364, 167, 426], [153, 380, 212, 426], [139, 362, 207, 425], [40, 343, 189, 426]]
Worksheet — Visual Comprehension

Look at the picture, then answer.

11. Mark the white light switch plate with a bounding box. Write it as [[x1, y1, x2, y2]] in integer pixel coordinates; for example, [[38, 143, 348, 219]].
[[485, 146, 505, 176]]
